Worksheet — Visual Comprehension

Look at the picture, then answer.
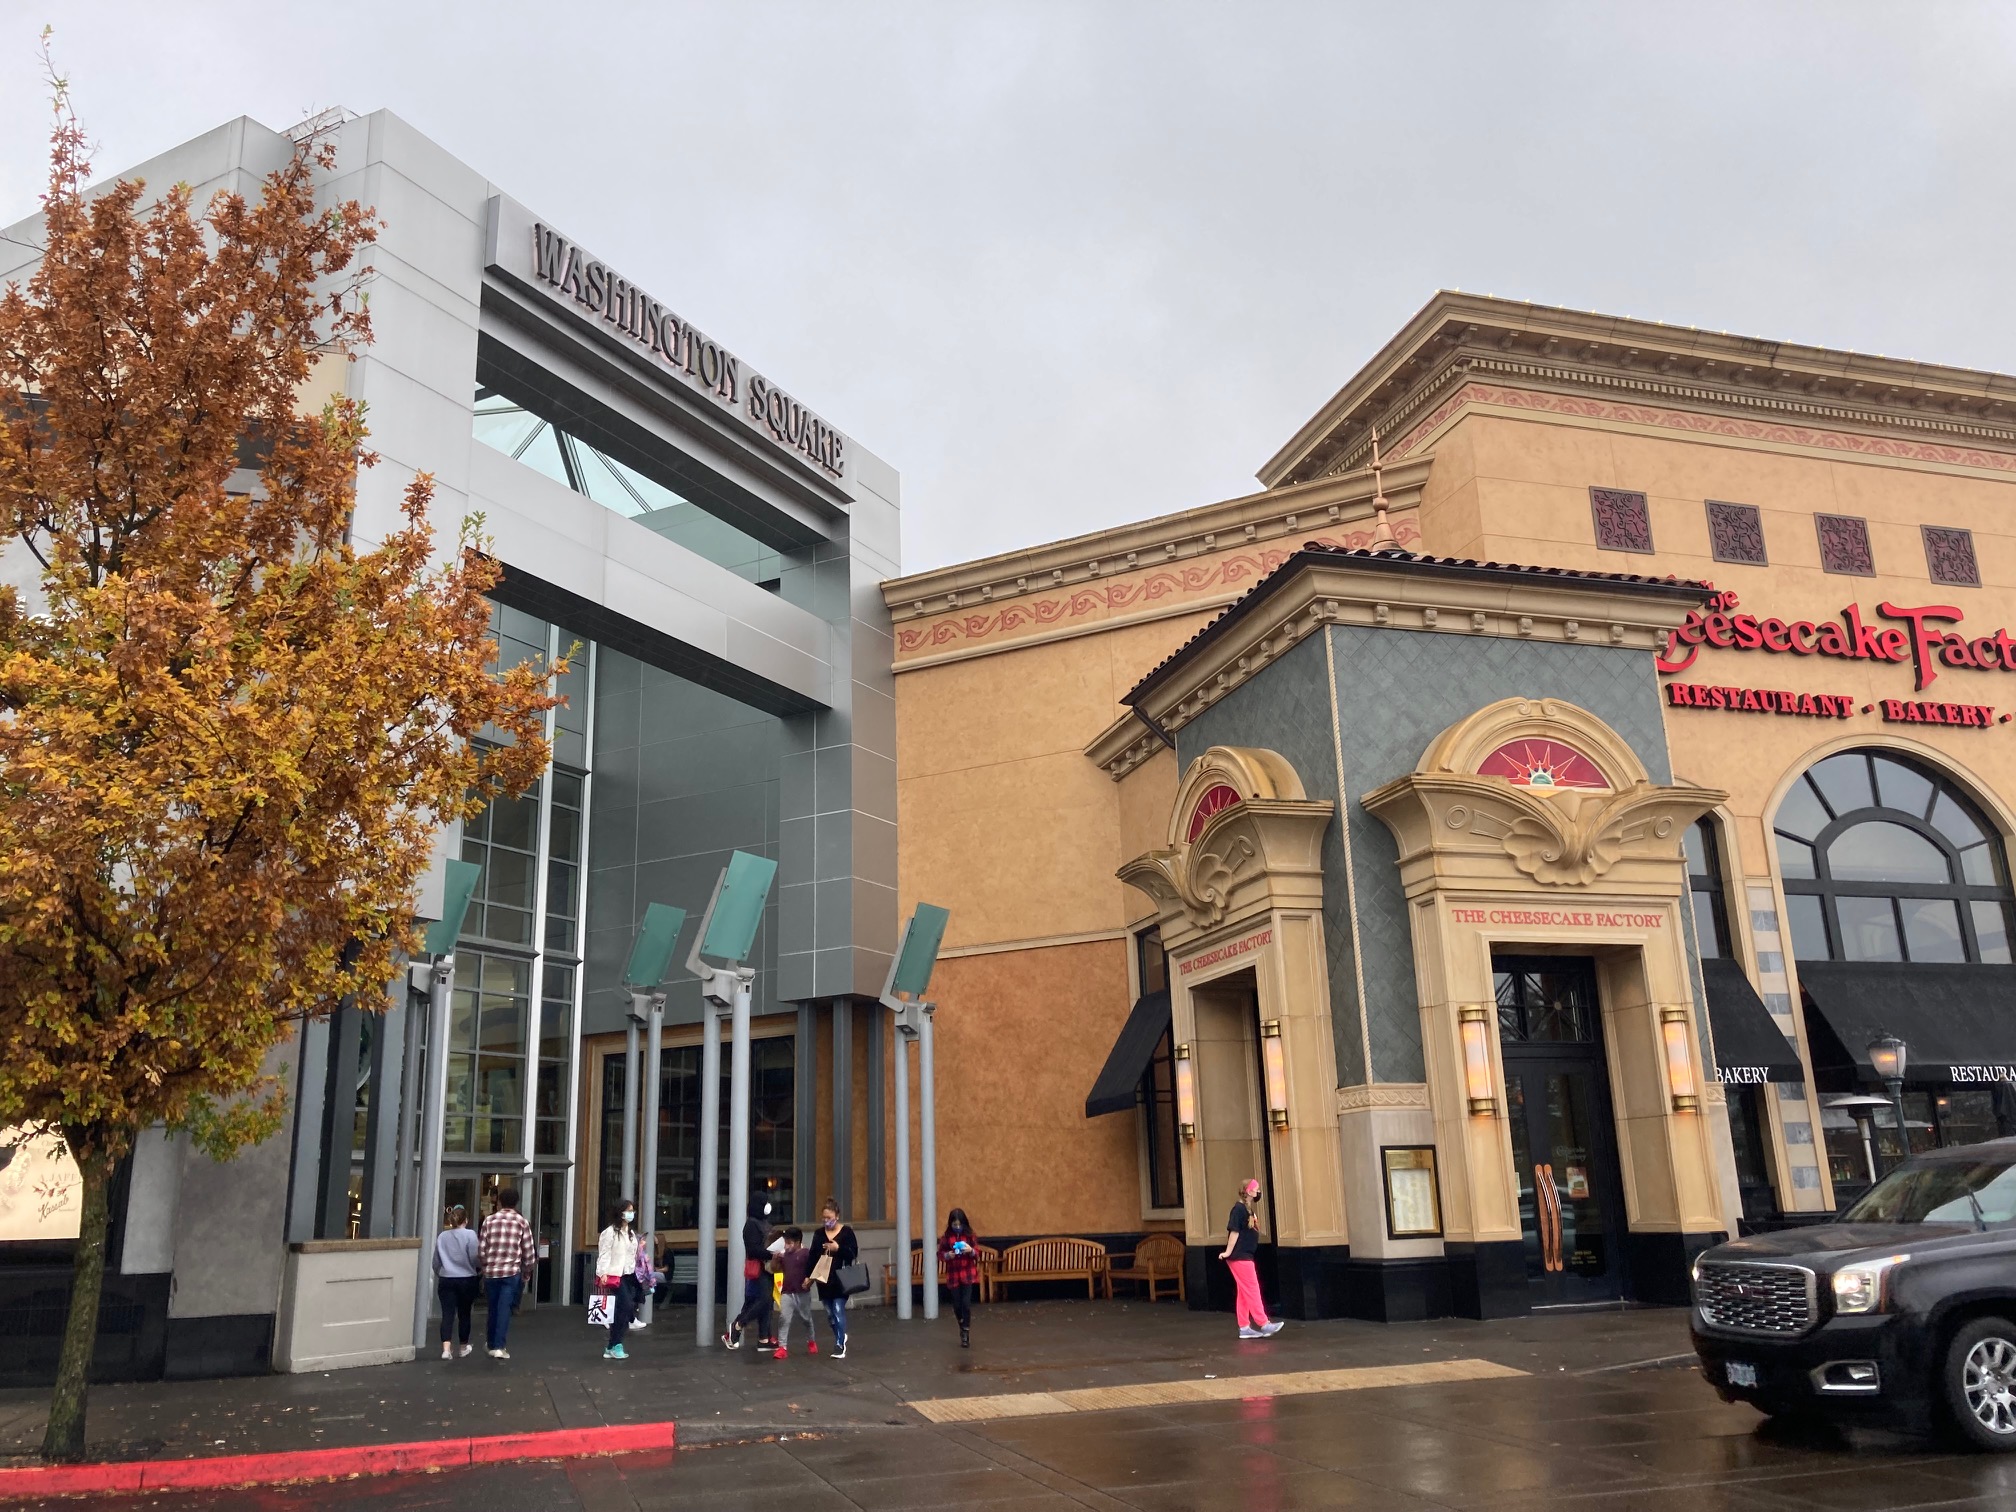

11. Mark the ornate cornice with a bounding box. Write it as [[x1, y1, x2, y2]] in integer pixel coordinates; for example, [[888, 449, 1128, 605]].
[[1265, 292, 2016, 488], [1085, 559, 1705, 782], [881, 458, 1430, 629], [1336, 1082, 1431, 1114]]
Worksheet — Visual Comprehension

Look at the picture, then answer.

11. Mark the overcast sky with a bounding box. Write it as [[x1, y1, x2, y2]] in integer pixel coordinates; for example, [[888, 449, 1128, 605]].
[[3, 4, 2013, 573]]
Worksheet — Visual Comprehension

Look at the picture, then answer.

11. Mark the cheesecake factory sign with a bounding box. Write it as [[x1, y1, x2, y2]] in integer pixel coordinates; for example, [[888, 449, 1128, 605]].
[[484, 196, 846, 481], [1658, 591, 2016, 691]]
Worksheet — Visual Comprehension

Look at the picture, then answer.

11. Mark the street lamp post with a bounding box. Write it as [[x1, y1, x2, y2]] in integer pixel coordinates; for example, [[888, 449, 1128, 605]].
[[621, 903, 685, 1331], [686, 853, 778, 1348], [882, 904, 950, 1323], [1869, 1032, 1910, 1171]]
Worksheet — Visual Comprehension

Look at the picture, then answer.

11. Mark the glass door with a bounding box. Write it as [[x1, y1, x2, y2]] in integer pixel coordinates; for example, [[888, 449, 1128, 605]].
[[1496, 957, 1628, 1306]]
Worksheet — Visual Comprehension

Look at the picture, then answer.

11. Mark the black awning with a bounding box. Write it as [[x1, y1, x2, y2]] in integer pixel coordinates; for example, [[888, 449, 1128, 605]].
[[1701, 958, 1804, 1084], [1799, 962, 2016, 1085], [1085, 990, 1171, 1117]]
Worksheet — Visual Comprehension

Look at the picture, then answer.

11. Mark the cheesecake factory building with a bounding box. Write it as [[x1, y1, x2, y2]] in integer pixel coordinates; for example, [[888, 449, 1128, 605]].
[[885, 293, 2016, 1320]]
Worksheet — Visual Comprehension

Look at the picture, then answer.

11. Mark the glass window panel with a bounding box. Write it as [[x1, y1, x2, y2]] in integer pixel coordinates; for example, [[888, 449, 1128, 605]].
[[472, 394, 547, 458], [1901, 897, 1967, 963], [570, 444, 654, 517], [481, 954, 530, 995], [1962, 844, 2000, 887], [1682, 819, 1707, 875], [1931, 791, 1988, 851], [479, 993, 527, 1053], [536, 1118, 566, 1158], [552, 769, 584, 809], [1974, 901, 2013, 965], [476, 1056, 524, 1118], [1826, 821, 1951, 884], [1776, 835, 1817, 880], [548, 808, 582, 867], [544, 913, 576, 957], [1837, 896, 1903, 962], [444, 1115, 471, 1153], [1809, 753, 1874, 818], [1776, 777, 1831, 840], [546, 860, 579, 916], [1873, 756, 1935, 819], [450, 987, 477, 1051], [1785, 894, 1830, 960], [482, 906, 533, 947], [485, 846, 535, 910], [1936, 1089, 2000, 1149], [487, 793, 539, 854], [1691, 886, 1727, 959], [446, 1052, 476, 1115], [537, 1061, 564, 1120], [474, 1116, 522, 1156]]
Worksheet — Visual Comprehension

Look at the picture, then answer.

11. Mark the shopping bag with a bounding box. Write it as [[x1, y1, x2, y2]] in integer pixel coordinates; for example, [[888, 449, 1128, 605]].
[[586, 1289, 613, 1328], [809, 1254, 833, 1286], [836, 1261, 872, 1297]]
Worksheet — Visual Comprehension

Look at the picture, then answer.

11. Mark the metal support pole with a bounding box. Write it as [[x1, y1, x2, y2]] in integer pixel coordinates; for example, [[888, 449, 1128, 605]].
[[411, 957, 455, 1350], [893, 1018, 912, 1320], [696, 1000, 723, 1347], [1884, 1076, 1908, 1174], [919, 1005, 937, 1320], [636, 991, 663, 1326], [726, 969, 754, 1310], [621, 1020, 639, 1208], [360, 983, 406, 1238], [394, 985, 424, 1236]]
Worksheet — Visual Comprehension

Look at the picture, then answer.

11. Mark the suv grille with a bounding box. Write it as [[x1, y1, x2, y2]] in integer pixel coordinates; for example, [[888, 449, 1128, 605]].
[[1695, 1261, 1815, 1335]]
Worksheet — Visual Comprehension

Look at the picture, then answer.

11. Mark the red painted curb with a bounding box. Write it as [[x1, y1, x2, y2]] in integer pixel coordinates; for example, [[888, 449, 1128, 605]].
[[0, 1420, 675, 1501]]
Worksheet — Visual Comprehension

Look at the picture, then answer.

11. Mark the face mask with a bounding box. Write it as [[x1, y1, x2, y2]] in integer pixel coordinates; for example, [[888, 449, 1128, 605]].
[[950, 1221, 963, 1232], [621, 1210, 635, 1222], [824, 1216, 837, 1228]]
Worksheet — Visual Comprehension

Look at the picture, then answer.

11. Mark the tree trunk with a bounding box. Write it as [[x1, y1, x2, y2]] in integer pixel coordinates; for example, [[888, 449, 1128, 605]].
[[40, 1140, 111, 1464]]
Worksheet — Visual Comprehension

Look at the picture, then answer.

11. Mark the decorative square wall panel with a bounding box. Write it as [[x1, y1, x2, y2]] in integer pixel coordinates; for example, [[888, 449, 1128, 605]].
[[1705, 500, 1767, 566], [1590, 488, 1654, 554], [1922, 525, 1981, 588], [1815, 514, 1875, 577]]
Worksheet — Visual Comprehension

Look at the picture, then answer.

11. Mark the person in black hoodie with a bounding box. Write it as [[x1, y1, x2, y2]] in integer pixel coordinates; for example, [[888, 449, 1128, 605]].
[[722, 1196, 777, 1351], [809, 1197, 858, 1360]]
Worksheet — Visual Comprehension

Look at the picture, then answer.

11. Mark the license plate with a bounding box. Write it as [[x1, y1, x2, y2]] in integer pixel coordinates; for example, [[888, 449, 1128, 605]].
[[1726, 1361, 1759, 1389]]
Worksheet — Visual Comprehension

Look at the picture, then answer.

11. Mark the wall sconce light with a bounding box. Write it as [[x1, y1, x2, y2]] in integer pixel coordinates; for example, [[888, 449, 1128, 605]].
[[1458, 1005, 1496, 1115], [1174, 1042, 1197, 1140], [1660, 1006, 1699, 1111], [1260, 1020, 1290, 1129]]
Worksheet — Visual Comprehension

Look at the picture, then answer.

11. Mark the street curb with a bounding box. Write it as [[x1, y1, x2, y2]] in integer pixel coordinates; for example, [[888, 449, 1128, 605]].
[[0, 1420, 676, 1501]]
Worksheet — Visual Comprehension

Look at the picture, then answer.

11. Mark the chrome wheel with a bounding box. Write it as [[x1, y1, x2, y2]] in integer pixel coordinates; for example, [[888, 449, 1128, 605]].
[[1964, 1337, 2016, 1436]]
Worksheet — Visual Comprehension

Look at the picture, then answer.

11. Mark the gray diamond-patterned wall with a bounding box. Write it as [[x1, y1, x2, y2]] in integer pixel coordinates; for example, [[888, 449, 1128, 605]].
[[1175, 624, 1683, 1088]]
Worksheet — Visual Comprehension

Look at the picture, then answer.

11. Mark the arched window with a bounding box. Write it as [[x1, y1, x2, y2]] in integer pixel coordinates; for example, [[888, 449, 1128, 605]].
[[1775, 750, 2014, 965]]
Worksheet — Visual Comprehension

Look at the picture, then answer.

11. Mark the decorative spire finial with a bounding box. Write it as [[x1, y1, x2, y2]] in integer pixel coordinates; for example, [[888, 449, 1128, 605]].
[[1368, 426, 1399, 551]]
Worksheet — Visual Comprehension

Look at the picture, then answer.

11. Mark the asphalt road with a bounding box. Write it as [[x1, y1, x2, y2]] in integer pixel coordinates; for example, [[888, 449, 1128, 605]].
[[44, 1354, 2016, 1512]]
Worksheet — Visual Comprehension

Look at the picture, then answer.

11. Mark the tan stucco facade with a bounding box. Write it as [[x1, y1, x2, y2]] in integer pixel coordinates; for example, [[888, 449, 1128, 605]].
[[883, 293, 2016, 1314]]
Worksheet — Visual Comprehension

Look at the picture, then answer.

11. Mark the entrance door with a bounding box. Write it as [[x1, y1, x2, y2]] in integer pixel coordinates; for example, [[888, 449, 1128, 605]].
[[1494, 956, 1628, 1306]]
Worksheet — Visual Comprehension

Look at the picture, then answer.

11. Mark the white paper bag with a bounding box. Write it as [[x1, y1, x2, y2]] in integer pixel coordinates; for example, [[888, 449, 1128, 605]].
[[587, 1290, 613, 1327]]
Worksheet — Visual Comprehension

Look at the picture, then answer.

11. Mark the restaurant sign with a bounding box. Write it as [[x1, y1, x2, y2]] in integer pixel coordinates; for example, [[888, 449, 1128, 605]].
[[1658, 591, 2016, 693]]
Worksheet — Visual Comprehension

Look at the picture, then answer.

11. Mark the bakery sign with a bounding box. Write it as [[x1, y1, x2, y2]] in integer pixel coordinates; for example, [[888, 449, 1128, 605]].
[[1658, 591, 2016, 693]]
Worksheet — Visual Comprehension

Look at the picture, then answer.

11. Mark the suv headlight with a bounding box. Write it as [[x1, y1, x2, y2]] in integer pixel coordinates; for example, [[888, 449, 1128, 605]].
[[1832, 1254, 1910, 1315]]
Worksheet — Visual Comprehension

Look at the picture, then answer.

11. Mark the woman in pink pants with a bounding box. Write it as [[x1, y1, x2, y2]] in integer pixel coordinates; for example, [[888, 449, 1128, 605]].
[[1219, 1179, 1284, 1339]]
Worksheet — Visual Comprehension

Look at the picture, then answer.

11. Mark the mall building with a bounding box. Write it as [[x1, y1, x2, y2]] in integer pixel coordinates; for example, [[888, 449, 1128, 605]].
[[0, 109, 905, 1383], [886, 292, 2016, 1320]]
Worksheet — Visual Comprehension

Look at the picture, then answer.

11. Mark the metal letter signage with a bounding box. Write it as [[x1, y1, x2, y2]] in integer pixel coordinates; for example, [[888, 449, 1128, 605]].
[[484, 196, 847, 484], [1658, 590, 2016, 693]]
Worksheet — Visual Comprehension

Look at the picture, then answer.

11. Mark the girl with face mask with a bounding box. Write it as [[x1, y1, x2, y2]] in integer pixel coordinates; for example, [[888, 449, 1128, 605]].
[[937, 1208, 981, 1348], [597, 1199, 648, 1359]]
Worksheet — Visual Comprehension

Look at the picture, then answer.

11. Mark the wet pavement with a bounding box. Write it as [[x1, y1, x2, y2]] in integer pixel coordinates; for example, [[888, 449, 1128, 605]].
[[6, 1303, 2015, 1509]]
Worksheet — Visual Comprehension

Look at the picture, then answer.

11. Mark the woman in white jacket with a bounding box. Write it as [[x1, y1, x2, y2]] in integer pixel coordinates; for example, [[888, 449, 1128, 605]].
[[596, 1200, 648, 1360]]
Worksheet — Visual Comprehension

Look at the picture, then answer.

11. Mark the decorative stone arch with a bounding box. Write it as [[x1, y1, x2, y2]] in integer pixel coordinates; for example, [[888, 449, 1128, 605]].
[[1363, 697, 1734, 1305], [1118, 747, 1346, 1293]]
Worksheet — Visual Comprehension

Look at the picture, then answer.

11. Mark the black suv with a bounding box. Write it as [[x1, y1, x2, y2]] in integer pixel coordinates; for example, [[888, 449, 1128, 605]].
[[1692, 1137, 2016, 1449]]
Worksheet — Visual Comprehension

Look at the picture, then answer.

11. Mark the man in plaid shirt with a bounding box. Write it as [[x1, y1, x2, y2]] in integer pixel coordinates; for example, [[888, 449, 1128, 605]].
[[477, 1188, 538, 1358]]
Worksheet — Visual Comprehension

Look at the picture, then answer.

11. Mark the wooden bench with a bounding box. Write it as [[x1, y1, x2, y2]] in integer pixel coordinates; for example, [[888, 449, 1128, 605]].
[[884, 1243, 1001, 1305], [1104, 1231, 1185, 1302], [991, 1238, 1107, 1300]]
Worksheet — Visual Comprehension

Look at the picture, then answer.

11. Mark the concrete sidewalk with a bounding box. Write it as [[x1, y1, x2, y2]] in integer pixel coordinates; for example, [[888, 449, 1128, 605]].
[[0, 1299, 1695, 1467]]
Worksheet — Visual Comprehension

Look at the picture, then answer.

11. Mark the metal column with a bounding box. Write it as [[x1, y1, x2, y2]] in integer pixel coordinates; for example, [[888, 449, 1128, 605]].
[[410, 957, 456, 1349], [359, 980, 407, 1238], [831, 1001, 853, 1218], [725, 970, 754, 1308], [695, 1000, 723, 1346], [634, 991, 663, 1326], [918, 1005, 937, 1320], [892, 1018, 911, 1320], [621, 1020, 639, 1206], [393, 984, 424, 1236]]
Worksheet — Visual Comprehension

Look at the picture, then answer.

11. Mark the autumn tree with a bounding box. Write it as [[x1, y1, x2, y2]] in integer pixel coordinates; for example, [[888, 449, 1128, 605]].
[[0, 75, 555, 1461]]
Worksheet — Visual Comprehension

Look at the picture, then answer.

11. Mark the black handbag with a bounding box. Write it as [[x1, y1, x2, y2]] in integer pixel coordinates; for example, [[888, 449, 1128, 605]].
[[835, 1261, 871, 1297]]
